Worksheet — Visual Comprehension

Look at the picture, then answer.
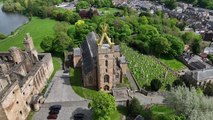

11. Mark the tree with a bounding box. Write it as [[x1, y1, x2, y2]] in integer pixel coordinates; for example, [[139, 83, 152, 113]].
[[76, 1, 90, 12], [165, 86, 213, 120], [53, 32, 73, 53], [191, 39, 201, 54], [164, 34, 184, 57], [128, 98, 143, 117], [150, 79, 162, 91], [40, 36, 54, 52], [141, 16, 149, 25], [164, 0, 177, 10], [89, 92, 116, 120], [150, 36, 171, 56], [204, 83, 213, 96]]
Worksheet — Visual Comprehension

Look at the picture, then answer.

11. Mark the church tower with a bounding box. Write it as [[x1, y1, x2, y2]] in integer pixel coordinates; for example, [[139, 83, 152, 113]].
[[23, 33, 38, 62], [97, 24, 116, 91]]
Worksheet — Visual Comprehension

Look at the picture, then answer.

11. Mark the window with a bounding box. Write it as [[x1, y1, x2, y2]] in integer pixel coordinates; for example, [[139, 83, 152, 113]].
[[12, 91, 15, 94], [16, 101, 19, 104], [23, 92, 25, 95], [104, 75, 109, 83], [20, 111, 22, 115], [105, 55, 108, 58], [106, 69, 108, 73], [116, 73, 119, 78], [105, 60, 108, 67], [104, 85, 109, 91]]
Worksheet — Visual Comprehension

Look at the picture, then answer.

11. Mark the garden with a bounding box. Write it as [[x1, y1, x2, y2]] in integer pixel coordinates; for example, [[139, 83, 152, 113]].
[[120, 43, 177, 90]]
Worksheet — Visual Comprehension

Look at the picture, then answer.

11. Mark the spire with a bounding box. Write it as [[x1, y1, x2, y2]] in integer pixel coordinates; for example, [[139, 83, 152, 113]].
[[97, 24, 114, 48]]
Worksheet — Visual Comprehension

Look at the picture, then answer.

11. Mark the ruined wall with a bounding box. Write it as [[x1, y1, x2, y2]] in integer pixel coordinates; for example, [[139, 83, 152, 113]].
[[1, 82, 28, 120]]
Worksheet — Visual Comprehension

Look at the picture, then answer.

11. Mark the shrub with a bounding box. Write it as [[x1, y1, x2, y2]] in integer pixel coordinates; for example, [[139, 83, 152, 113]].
[[151, 79, 162, 91]]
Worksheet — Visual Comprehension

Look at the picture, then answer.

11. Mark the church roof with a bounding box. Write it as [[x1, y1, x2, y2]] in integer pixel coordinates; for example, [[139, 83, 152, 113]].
[[81, 32, 99, 74]]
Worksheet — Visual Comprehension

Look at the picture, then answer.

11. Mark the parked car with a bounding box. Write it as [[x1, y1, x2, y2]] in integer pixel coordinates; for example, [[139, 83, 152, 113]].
[[49, 105, 61, 110], [74, 113, 84, 120], [49, 109, 60, 114], [47, 114, 57, 119]]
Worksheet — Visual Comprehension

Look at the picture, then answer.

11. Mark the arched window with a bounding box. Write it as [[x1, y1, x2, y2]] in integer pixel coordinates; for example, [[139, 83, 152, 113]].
[[105, 60, 108, 67], [104, 85, 109, 91], [104, 75, 109, 83]]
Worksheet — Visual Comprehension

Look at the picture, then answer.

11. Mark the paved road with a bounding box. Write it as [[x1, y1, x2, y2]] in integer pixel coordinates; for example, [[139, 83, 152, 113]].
[[134, 93, 165, 105], [33, 70, 91, 120], [126, 71, 139, 91], [45, 70, 84, 102]]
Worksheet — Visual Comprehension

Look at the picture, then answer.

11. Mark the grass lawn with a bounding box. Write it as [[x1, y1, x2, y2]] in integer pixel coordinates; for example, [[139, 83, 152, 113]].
[[159, 57, 186, 71], [98, 7, 122, 15], [0, 17, 57, 52], [69, 68, 99, 100], [150, 105, 176, 119]]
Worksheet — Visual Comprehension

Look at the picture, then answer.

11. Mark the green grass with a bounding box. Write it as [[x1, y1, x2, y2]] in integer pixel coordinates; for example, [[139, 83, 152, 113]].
[[160, 57, 186, 71], [151, 105, 174, 115], [69, 68, 99, 100], [26, 111, 35, 120], [98, 7, 122, 15], [0, 17, 57, 52]]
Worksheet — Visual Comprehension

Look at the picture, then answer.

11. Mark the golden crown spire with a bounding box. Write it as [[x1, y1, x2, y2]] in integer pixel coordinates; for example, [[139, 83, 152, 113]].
[[97, 23, 114, 48]]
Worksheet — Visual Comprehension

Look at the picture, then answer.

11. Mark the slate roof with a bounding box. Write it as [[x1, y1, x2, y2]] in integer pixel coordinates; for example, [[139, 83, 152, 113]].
[[114, 45, 120, 52], [119, 56, 127, 64], [81, 32, 99, 74], [73, 48, 81, 56], [190, 68, 213, 81]]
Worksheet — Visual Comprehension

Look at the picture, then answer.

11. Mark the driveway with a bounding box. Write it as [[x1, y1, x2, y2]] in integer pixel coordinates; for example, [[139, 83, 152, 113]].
[[33, 70, 92, 120], [45, 70, 84, 102]]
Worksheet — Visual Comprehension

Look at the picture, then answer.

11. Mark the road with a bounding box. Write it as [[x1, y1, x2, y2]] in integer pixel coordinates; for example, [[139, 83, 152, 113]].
[[33, 70, 92, 120]]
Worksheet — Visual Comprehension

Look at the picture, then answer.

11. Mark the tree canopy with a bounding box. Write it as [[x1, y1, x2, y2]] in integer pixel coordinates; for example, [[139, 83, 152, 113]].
[[165, 86, 213, 120], [89, 92, 116, 120]]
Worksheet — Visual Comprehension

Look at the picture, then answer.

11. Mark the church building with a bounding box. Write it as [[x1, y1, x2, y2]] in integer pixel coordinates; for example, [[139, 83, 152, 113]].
[[73, 25, 128, 91]]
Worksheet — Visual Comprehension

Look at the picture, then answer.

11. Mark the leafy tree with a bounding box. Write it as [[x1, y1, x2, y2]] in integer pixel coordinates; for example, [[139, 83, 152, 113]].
[[89, 92, 116, 120], [76, 1, 90, 12], [128, 98, 143, 117], [53, 32, 73, 53], [164, 0, 177, 10], [93, 0, 111, 8], [164, 34, 184, 57], [67, 26, 76, 39], [165, 86, 213, 120], [139, 16, 149, 25], [204, 83, 213, 96], [150, 36, 171, 56], [191, 39, 201, 54], [181, 32, 201, 44], [40, 36, 54, 52], [150, 79, 162, 91]]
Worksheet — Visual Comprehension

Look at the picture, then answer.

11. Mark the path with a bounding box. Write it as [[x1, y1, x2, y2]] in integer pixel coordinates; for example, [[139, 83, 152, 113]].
[[126, 71, 139, 91]]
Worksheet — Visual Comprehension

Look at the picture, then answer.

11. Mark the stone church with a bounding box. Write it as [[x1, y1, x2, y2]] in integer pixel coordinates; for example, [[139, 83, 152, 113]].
[[0, 33, 54, 120], [73, 25, 128, 91]]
